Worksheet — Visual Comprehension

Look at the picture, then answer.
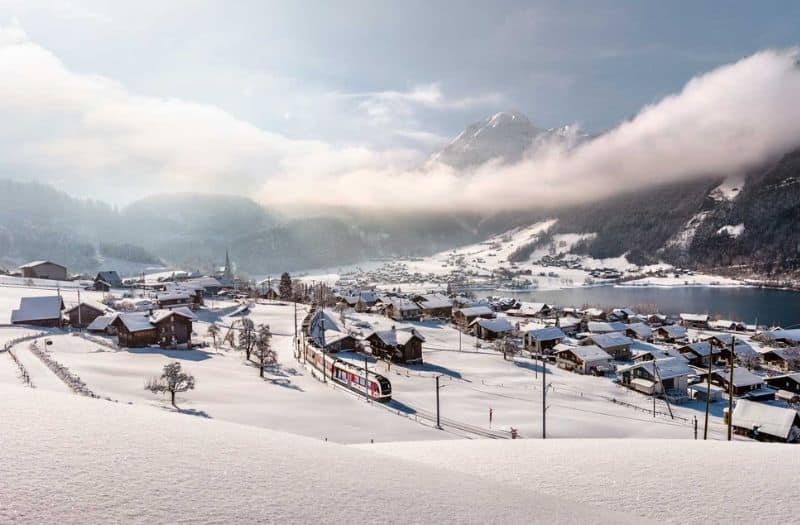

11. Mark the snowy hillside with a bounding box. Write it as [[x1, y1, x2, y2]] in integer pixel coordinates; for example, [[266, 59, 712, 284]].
[[0, 384, 627, 524]]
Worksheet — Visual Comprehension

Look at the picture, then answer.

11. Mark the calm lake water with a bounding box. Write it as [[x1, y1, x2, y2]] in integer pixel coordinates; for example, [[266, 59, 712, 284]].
[[477, 286, 800, 327]]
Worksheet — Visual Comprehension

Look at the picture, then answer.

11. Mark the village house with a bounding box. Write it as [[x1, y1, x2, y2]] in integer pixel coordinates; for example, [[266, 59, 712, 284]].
[[697, 367, 774, 400], [19, 260, 68, 281], [679, 313, 710, 329], [647, 313, 669, 325], [524, 326, 567, 354], [112, 308, 194, 348], [156, 291, 193, 309], [586, 321, 626, 334], [94, 271, 123, 291], [384, 297, 422, 322], [306, 309, 356, 353], [365, 327, 425, 364], [412, 293, 453, 319], [555, 345, 613, 375], [731, 399, 800, 443], [608, 307, 637, 323], [453, 305, 495, 327], [625, 323, 652, 341], [10, 296, 65, 327], [549, 315, 582, 335], [653, 324, 688, 343], [505, 302, 552, 319], [617, 357, 692, 400], [754, 329, 800, 347], [64, 301, 108, 329], [470, 317, 514, 341], [761, 348, 800, 371], [763, 373, 800, 401], [579, 332, 632, 360], [581, 307, 606, 321], [677, 341, 716, 366], [709, 319, 747, 331]]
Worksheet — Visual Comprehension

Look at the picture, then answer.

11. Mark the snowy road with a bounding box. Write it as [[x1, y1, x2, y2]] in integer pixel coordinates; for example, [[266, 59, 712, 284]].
[[12, 342, 72, 394]]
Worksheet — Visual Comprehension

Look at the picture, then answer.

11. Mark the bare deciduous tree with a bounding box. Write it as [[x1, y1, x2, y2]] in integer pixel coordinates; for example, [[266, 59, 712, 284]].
[[252, 324, 277, 377], [238, 317, 256, 361], [145, 361, 195, 407], [207, 323, 220, 348]]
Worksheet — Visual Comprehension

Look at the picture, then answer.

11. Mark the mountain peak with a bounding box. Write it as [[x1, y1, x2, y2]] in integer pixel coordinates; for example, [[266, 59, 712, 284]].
[[431, 111, 585, 171]]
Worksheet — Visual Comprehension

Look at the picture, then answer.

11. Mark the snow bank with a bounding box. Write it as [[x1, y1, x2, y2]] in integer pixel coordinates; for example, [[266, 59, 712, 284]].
[[365, 438, 799, 524]]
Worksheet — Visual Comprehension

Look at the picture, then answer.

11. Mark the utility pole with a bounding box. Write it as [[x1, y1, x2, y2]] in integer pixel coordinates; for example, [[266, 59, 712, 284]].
[[458, 323, 462, 352], [703, 345, 714, 440], [542, 356, 547, 439], [694, 416, 698, 440], [727, 336, 735, 441], [77, 287, 82, 332], [435, 375, 441, 429]]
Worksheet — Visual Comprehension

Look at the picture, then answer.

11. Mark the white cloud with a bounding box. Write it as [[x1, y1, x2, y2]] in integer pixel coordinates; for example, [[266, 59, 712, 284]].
[[0, 25, 799, 214]]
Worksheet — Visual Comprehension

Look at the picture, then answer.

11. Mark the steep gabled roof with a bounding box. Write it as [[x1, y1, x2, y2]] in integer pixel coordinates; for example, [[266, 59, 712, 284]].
[[732, 399, 800, 440], [11, 296, 65, 323]]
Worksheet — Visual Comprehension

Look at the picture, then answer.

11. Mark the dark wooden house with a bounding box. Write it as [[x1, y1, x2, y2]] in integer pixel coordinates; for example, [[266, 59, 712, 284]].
[[10, 296, 65, 327], [19, 260, 68, 281], [94, 271, 123, 290], [65, 302, 107, 329], [366, 327, 425, 364], [112, 309, 194, 348]]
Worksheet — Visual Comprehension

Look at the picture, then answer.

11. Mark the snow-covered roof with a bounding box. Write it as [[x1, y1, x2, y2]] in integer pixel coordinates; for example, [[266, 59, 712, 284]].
[[758, 329, 800, 344], [471, 317, 514, 333], [149, 308, 195, 324], [19, 260, 65, 269], [456, 305, 494, 317], [156, 292, 192, 302], [680, 313, 709, 322], [11, 296, 64, 323], [415, 293, 452, 309], [367, 327, 425, 346], [307, 310, 345, 347], [706, 367, 765, 387], [114, 313, 156, 333], [679, 341, 713, 357], [527, 327, 566, 342], [657, 325, 688, 338], [64, 301, 108, 315], [732, 399, 800, 440], [763, 348, 800, 361], [509, 302, 549, 315], [587, 321, 626, 334], [625, 323, 652, 338], [619, 357, 692, 380], [556, 344, 612, 362], [95, 271, 122, 283], [387, 297, 421, 312], [585, 332, 632, 349], [86, 315, 114, 331]]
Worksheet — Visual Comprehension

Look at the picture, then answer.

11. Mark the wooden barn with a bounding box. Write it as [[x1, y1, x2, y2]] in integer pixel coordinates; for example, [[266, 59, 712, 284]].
[[112, 309, 194, 348], [470, 317, 514, 341], [412, 293, 453, 319], [366, 327, 425, 364], [453, 305, 495, 327], [554, 345, 613, 375], [10, 296, 65, 327], [65, 301, 107, 329], [94, 271, 123, 290], [524, 327, 566, 354], [19, 260, 68, 281], [732, 400, 800, 443]]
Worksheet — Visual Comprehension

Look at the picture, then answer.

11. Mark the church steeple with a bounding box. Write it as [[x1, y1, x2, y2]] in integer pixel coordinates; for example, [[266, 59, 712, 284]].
[[223, 249, 233, 282]]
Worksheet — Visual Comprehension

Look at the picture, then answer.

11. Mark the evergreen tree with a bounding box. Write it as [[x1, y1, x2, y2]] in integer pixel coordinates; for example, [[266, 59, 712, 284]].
[[279, 272, 293, 300]]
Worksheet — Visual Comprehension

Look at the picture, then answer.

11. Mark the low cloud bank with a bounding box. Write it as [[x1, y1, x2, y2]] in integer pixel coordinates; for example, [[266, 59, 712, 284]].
[[1, 23, 799, 210]]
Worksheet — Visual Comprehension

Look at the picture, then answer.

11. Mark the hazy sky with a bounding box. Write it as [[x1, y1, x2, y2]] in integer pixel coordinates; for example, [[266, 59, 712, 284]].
[[1, 1, 799, 205]]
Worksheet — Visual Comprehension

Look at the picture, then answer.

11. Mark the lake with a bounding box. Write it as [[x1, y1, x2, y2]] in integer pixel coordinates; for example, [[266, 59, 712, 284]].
[[477, 286, 800, 328]]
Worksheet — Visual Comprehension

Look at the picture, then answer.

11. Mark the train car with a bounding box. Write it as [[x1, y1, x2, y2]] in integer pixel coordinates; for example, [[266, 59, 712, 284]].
[[303, 342, 392, 401]]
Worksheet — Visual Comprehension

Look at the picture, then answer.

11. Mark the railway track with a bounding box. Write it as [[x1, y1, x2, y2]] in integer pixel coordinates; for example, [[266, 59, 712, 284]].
[[384, 399, 514, 440]]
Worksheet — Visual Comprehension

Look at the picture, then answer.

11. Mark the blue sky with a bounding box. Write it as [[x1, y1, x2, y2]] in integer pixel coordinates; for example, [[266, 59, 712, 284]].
[[5, 1, 798, 150]]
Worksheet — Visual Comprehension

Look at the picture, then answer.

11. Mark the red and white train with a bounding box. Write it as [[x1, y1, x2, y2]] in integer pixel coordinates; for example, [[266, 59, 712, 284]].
[[303, 343, 392, 401]]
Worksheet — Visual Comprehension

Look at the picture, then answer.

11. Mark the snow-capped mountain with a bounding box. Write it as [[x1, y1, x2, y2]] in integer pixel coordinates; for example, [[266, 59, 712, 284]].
[[430, 110, 588, 170]]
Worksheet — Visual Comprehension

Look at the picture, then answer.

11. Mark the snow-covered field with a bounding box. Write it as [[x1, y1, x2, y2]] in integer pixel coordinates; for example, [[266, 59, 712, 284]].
[[0, 282, 796, 523]]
